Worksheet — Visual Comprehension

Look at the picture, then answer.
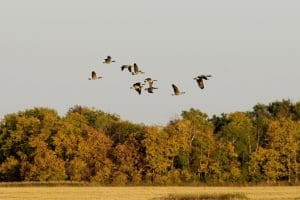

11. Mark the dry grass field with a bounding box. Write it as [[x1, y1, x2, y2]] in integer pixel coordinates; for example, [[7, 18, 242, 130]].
[[0, 186, 299, 200]]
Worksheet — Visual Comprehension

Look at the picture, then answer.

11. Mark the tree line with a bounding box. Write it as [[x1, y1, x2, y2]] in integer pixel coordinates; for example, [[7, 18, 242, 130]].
[[0, 100, 299, 185]]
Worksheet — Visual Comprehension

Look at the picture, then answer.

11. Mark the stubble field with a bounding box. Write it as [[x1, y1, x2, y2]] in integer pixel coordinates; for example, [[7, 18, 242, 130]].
[[0, 186, 299, 200]]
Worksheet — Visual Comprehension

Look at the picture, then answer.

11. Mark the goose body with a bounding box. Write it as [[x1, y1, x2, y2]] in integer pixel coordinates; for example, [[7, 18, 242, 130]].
[[89, 71, 102, 80], [172, 84, 185, 96], [130, 82, 144, 95], [144, 77, 157, 87], [132, 63, 145, 75], [103, 56, 116, 64], [194, 75, 212, 89]]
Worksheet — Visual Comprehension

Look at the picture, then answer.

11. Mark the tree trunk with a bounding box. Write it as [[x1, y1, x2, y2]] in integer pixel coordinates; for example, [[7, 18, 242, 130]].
[[288, 154, 291, 184], [295, 155, 298, 183], [255, 122, 260, 152]]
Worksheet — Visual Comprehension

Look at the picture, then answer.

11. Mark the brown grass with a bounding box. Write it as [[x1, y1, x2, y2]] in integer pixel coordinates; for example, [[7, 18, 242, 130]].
[[0, 186, 299, 200], [159, 193, 248, 200]]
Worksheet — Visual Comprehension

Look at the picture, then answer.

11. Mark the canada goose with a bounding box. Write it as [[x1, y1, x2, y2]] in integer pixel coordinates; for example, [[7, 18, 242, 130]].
[[130, 82, 144, 95], [132, 63, 145, 75], [145, 86, 158, 93], [88, 71, 102, 80], [144, 78, 157, 87], [103, 56, 116, 64], [121, 65, 132, 72], [194, 75, 212, 89], [172, 84, 185, 96]]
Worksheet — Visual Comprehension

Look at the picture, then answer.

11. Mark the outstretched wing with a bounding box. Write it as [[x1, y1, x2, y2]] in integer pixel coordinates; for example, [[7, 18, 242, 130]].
[[172, 84, 179, 94], [133, 63, 138, 74], [128, 65, 132, 72], [203, 75, 212, 80], [137, 88, 142, 95], [133, 82, 141, 87]]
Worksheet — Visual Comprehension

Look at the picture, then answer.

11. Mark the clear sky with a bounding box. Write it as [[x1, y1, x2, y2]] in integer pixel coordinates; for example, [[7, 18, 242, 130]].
[[1, 0, 299, 125]]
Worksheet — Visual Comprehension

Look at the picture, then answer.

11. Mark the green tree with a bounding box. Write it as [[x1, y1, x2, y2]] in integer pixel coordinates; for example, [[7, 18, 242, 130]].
[[268, 99, 293, 119], [252, 103, 271, 150], [67, 105, 119, 133], [210, 139, 241, 182], [219, 112, 255, 180]]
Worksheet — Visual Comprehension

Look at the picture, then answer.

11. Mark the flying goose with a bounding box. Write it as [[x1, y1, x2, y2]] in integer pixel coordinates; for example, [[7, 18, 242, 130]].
[[172, 84, 185, 96], [121, 64, 132, 72], [130, 82, 144, 95], [88, 71, 102, 80], [194, 75, 212, 89], [144, 78, 157, 88], [132, 63, 145, 75], [103, 56, 116, 64], [145, 86, 158, 94]]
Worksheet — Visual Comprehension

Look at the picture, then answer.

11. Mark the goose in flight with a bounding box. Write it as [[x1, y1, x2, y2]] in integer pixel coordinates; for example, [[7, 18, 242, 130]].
[[172, 84, 185, 96], [88, 71, 102, 80], [103, 56, 115, 64], [130, 82, 144, 95], [194, 75, 212, 89], [145, 86, 158, 94], [132, 63, 145, 75], [121, 64, 132, 72], [144, 78, 157, 88]]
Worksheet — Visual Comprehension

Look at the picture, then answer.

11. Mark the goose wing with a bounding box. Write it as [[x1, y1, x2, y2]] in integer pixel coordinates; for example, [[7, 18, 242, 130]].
[[172, 84, 180, 94], [133, 63, 138, 74], [201, 75, 212, 80], [133, 82, 141, 88], [127, 65, 131, 72], [136, 88, 142, 95], [91, 71, 97, 79], [121, 65, 127, 71]]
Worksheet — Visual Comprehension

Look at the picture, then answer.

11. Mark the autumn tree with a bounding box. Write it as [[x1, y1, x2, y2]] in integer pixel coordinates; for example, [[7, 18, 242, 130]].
[[67, 105, 120, 133], [249, 147, 283, 183], [266, 119, 299, 183], [0, 108, 66, 181], [0, 101, 299, 185], [53, 111, 113, 183]]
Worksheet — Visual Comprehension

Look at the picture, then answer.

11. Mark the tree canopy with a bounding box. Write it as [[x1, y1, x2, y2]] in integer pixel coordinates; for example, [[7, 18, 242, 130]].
[[0, 100, 299, 185]]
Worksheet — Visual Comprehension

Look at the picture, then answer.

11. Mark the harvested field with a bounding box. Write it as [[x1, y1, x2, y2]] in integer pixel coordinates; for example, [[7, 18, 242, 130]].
[[0, 186, 299, 200]]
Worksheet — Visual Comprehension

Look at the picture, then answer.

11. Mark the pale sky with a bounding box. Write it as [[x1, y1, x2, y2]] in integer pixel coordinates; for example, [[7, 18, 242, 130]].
[[0, 1, 299, 125]]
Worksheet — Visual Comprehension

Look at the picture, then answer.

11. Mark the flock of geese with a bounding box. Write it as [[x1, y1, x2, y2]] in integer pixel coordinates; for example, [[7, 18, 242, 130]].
[[89, 56, 212, 96]]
